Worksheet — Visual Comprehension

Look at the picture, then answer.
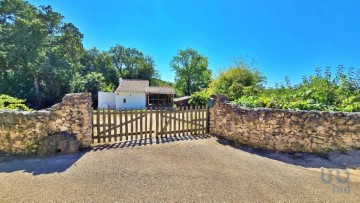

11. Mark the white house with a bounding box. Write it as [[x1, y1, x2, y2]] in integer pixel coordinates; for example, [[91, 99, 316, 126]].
[[98, 78, 175, 110]]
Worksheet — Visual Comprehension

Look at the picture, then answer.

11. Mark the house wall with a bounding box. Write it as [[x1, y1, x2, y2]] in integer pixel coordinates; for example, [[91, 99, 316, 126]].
[[98, 92, 116, 109], [116, 92, 146, 110], [210, 95, 360, 153]]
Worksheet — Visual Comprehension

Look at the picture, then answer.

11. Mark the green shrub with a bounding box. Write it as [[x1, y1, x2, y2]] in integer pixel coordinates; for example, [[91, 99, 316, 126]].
[[0, 95, 31, 111], [233, 66, 360, 112], [189, 91, 209, 106]]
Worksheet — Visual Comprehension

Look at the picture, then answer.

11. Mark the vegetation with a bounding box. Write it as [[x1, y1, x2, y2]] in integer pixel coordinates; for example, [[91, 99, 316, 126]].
[[233, 66, 360, 112], [0, 95, 31, 111], [0, 0, 163, 108], [170, 48, 212, 96], [189, 91, 209, 106], [1, 1, 359, 113], [207, 60, 266, 101]]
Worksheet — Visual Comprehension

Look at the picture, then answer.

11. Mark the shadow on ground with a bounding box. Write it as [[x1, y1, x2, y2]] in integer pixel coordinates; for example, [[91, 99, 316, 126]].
[[0, 152, 85, 175], [216, 138, 360, 170], [0, 134, 211, 175], [92, 134, 212, 151]]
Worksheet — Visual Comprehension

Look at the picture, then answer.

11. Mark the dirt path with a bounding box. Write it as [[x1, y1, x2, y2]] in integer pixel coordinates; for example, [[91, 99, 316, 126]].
[[0, 136, 359, 202]]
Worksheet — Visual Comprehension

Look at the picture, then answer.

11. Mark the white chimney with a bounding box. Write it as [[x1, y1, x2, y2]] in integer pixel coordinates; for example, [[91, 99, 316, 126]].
[[119, 78, 123, 85]]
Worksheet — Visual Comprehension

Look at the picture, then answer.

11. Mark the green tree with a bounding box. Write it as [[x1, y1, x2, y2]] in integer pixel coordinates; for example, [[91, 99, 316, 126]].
[[208, 60, 266, 101], [0, 0, 84, 108], [170, 48, 212, 96], [108, 45, 159, 81]]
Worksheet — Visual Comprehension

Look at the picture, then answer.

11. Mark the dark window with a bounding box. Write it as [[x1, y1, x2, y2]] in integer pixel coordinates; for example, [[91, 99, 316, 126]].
[[123, 98, 126, 103]]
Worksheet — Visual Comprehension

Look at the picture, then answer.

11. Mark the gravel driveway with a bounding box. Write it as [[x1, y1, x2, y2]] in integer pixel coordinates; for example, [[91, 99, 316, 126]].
[[0, 136, 359, 202]]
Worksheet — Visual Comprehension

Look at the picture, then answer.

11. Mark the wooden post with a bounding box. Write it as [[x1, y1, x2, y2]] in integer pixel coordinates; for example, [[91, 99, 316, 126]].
[[173, 108, 177, 136], [182, 106, 185, 136], [102, 108, 106, 143], [149, 106, 153, 139], [108, 106, 111, 142], [187, 106, 190, 135], [96, 108, 100, 143], [140, 109, 144, 139], [206, 105, 210, 134], [114, 106, 117, 142], [202, 105, 205, 135], [155, 106, 159, 139], [160, 106, 163, 137], [194, 106, 198, 135], [144, 108, 147, 140], [91, 107, 94, 142], [131, 108, 134, 140]]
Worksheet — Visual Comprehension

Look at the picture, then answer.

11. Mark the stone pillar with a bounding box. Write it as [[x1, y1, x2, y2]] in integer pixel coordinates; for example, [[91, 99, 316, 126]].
[[49, 93, 93, 147]]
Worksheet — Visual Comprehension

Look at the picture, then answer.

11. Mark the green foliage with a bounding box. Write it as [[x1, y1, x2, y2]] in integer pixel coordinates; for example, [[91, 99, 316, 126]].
[[234, 66, 360, 112], [208, 60, 266, 101], [0, 95, 31, 111], [170, 48, 212, 96], [0, 0, 84, 108], [189, 91, 209, 106], [70, 72, 107, 107], [0, 1, 164, 109], [150, 78, 173, 87]]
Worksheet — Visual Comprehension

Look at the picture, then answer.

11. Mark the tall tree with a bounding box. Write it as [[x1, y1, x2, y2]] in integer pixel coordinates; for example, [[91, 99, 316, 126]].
[[0, 0, 84, 108], [170, 48, 211, 96], [108, 45, 159, 81]]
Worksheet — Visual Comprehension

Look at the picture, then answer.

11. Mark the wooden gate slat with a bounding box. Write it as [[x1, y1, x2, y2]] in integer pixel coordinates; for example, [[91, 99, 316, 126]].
[[114, 107, 117, 142], [155, 106, 159, 139], [131, 108, 134, 140], [125, 109, 129, 140], [119, 108, 123, 141], [144, 108, 147, 140], [107, 106, 111, 142], [149, 107, 153, 139], [102, 108, 106, 143], [140, 109, 143, 139]]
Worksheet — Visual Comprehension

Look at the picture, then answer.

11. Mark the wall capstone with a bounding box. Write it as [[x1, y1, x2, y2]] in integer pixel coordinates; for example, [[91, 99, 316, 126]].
[[0, 93, 92, 155], [209, 95, 360, 153]]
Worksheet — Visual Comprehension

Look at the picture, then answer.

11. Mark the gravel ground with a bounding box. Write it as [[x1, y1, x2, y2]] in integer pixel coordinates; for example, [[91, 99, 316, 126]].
[[0, 136, 359, 202]]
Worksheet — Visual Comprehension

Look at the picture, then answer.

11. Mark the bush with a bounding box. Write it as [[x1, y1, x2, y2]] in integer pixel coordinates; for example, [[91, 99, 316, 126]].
[[208, 60, 266, 101], [189, 91, 209, 106], [0, 95, 31, 111], [233, 66, 360, 112]]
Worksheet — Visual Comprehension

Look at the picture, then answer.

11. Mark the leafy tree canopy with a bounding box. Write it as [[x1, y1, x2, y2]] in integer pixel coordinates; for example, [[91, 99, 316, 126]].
[[170, 48, 212, 96]]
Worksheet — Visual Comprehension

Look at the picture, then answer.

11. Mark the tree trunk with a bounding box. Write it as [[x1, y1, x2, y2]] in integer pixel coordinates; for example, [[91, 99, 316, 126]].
[[187, 74, 191, 96], [34, 77, 40, 109]]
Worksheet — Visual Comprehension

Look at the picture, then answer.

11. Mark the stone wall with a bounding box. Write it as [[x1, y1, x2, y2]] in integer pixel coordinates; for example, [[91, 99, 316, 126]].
[[0, 93, 92, 155], [210, 95, 360, 153]]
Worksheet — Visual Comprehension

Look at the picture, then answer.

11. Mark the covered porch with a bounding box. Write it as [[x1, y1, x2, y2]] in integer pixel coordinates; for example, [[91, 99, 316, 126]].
[[147, 93, 174, 106]]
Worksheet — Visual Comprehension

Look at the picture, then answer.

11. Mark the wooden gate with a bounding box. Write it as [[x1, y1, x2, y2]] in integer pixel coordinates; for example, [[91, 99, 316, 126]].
[[92, 106, 209, 144]]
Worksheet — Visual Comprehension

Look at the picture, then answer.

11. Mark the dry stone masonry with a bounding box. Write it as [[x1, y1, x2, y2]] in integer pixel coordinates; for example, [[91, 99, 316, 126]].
[[210, 95, 360, 153], [0, 93, 92, 155]]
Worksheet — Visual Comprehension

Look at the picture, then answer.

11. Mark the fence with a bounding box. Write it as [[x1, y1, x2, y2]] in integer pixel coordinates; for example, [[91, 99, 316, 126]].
[[92, 106, 209, 144]]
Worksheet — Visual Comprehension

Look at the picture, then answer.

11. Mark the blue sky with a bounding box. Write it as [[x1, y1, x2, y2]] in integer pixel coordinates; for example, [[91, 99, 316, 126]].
[[28, 0, 360, 86]]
